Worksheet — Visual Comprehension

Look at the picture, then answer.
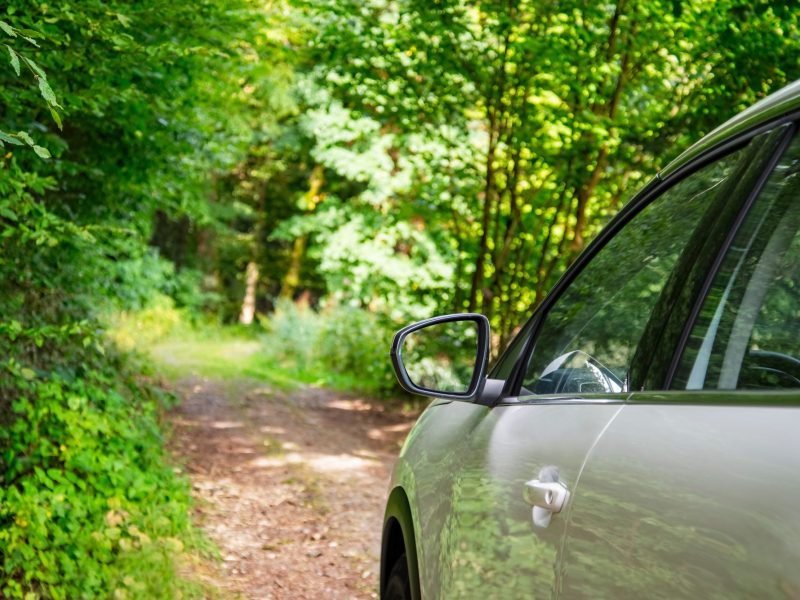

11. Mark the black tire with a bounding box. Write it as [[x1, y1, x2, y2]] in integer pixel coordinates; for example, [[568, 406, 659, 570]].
[[383, 553, 412, 600]]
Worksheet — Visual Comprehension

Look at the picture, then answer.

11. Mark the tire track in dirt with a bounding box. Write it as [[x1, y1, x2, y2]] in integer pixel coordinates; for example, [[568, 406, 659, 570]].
[[168, 377, 416, 599]]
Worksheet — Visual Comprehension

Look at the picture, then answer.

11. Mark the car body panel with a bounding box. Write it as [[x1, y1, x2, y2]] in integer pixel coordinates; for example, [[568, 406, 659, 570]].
[[561, 394, 800, 598], [388, 399, 489, 598], [392, 397, 625, 598]]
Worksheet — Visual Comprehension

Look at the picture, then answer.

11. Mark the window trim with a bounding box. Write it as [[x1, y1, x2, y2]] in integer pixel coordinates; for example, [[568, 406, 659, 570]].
[[501, 113, 800, 403]]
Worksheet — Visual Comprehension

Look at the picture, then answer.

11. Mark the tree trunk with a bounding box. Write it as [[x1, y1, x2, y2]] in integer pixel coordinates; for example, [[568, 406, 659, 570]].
[[276, 164, 324, 302], [468, 27, 511, 313], [468, 117, 499, 313], [279, 234, 307, 301], [239, 260, 259, 325], [571, 145, 609, 252], [450, 207, 466, 312]]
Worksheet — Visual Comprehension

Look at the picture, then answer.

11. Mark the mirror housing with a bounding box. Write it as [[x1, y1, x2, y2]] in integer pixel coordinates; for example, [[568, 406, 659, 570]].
[[390, 313, 491, 401]]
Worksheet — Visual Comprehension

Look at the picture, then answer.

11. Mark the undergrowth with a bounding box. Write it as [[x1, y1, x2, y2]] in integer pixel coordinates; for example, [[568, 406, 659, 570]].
[[259, 300, 398, 395], [114, 296, 399, 397], [0, 334, 208, 598]]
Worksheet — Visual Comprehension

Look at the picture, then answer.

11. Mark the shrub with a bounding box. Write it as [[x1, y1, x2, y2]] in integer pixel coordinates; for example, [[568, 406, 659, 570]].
[[316, 305, 396, 392], [261, 300, 322, 373], [0, 340, 202, 598], [107, 295, 185, 351], [262, 300, 397, 395]]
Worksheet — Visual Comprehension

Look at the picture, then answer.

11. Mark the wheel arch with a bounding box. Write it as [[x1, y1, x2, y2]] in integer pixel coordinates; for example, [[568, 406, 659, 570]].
[[381, 486, 421, 600]]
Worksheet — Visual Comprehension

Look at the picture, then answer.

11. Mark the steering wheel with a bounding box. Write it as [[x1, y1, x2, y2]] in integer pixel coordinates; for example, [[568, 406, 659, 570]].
[[738, 349, 800, 389]]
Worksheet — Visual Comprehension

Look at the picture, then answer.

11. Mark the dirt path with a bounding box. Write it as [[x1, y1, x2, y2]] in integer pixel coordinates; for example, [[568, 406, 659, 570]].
[[168, 377, 416, 599]]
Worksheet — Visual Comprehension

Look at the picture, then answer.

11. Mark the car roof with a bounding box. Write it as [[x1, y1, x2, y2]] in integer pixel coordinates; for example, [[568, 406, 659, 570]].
[[660, 79, 800, 178]]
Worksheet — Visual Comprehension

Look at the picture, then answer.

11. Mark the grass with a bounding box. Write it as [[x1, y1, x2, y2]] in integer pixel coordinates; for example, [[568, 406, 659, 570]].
[[148, 332, 355, 390], [149, 333, 300, 388], [108, 295, 400, 396], [141, 326, 378, 396], [262, 435, 285, 455]]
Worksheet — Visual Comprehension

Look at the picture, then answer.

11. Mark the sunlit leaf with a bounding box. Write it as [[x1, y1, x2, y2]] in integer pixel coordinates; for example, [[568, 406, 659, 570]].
[[38, 77, 58, 107], [33, 145, 51, 159], [49, 105, 63, 130], [0, 131, 23, 145], [16, 130, 34, 145], [22, 55, 46, 79], [17, 28, 42, 39], [6, 45, 20, 76], [0, 20, 16, 37]]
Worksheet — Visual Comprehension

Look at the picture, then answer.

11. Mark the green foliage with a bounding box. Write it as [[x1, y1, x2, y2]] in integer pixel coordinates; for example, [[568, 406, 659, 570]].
[[0, 17, 61, 155], [0, 0, 272, 596], [114, 301, 397, 394], [0, 346, 203, 598], [285, 0, 800, 343], [262, 300, 397, 394], [109, 296, 187, 351], [131, 0, 800, 350], [314, 304, 397, 391]]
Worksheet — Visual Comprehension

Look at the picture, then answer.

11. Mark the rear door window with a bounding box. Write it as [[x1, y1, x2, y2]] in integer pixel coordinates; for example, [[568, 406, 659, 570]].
[[673, 133, 800, 390]]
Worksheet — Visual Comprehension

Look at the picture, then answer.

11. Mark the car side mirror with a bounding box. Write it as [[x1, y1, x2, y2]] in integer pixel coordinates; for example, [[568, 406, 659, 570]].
[[390, 313, 491, 401]]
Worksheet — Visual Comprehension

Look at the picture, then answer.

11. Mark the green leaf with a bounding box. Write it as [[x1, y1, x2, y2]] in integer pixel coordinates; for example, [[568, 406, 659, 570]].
[[22, 56, 46, 79], [0, 131, 23, 145], [38, 78, 58, 107], [33, 145, 51, 159], [6, 45, 19, 76], [49, 106, 63, 130], [0, 207, 17, 221], [16, 131, 33, 145], [20, 368, 35, 380], [17, 28, 42, 39], [0, 21, 16, 38]]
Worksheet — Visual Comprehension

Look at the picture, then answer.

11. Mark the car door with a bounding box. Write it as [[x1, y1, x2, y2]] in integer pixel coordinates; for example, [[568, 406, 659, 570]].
[[407, 126, 790, 598], [560, 127, 800, 598]]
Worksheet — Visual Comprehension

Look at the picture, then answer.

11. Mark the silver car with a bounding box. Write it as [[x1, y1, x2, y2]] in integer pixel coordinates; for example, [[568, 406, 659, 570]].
[[380, 80, 800, 599]]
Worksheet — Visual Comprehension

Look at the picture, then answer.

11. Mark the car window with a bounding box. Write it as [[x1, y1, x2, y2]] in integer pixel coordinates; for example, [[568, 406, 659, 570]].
[[673, 134, 800, 390], [521, 147, 751, 395]]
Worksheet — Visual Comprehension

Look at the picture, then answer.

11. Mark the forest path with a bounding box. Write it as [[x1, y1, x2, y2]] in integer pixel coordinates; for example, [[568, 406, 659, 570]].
[[168, 376, 416, 599]]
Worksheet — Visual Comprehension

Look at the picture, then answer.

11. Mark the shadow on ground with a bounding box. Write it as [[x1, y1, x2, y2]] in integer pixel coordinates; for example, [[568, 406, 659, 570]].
[[169, 376, 417, 599]]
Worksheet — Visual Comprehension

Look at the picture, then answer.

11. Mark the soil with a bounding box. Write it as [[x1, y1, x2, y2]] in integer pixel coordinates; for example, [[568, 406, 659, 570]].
[[168, 377, 418, 599]]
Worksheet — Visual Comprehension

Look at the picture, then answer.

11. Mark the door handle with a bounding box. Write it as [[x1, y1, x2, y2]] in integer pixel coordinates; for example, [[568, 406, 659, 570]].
[[524, 466, 570, 528], [524, 479, 570, 513]]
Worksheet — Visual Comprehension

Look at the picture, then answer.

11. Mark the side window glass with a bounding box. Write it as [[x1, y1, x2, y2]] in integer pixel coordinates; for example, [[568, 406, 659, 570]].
[[522, 146, 749, 395], [674, 134, 800, 390]]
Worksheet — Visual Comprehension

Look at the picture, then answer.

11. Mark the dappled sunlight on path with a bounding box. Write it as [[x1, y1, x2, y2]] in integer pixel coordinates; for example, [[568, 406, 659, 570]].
[[168, 377, 416, 599]]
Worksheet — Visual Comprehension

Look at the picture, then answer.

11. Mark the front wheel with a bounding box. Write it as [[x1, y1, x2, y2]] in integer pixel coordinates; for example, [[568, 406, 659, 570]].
[[383, 553, 411, 600]]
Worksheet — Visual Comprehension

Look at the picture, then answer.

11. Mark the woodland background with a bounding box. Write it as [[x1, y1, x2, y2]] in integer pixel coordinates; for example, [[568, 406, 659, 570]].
[[1, 0, 799, 596]]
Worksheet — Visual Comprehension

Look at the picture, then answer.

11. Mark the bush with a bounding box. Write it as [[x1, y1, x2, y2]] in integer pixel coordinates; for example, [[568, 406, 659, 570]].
[[0, 337, 202, 598], [107, 295, 186, 351], [262, 300, 397, 395], [316, 305, 396, 390]]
